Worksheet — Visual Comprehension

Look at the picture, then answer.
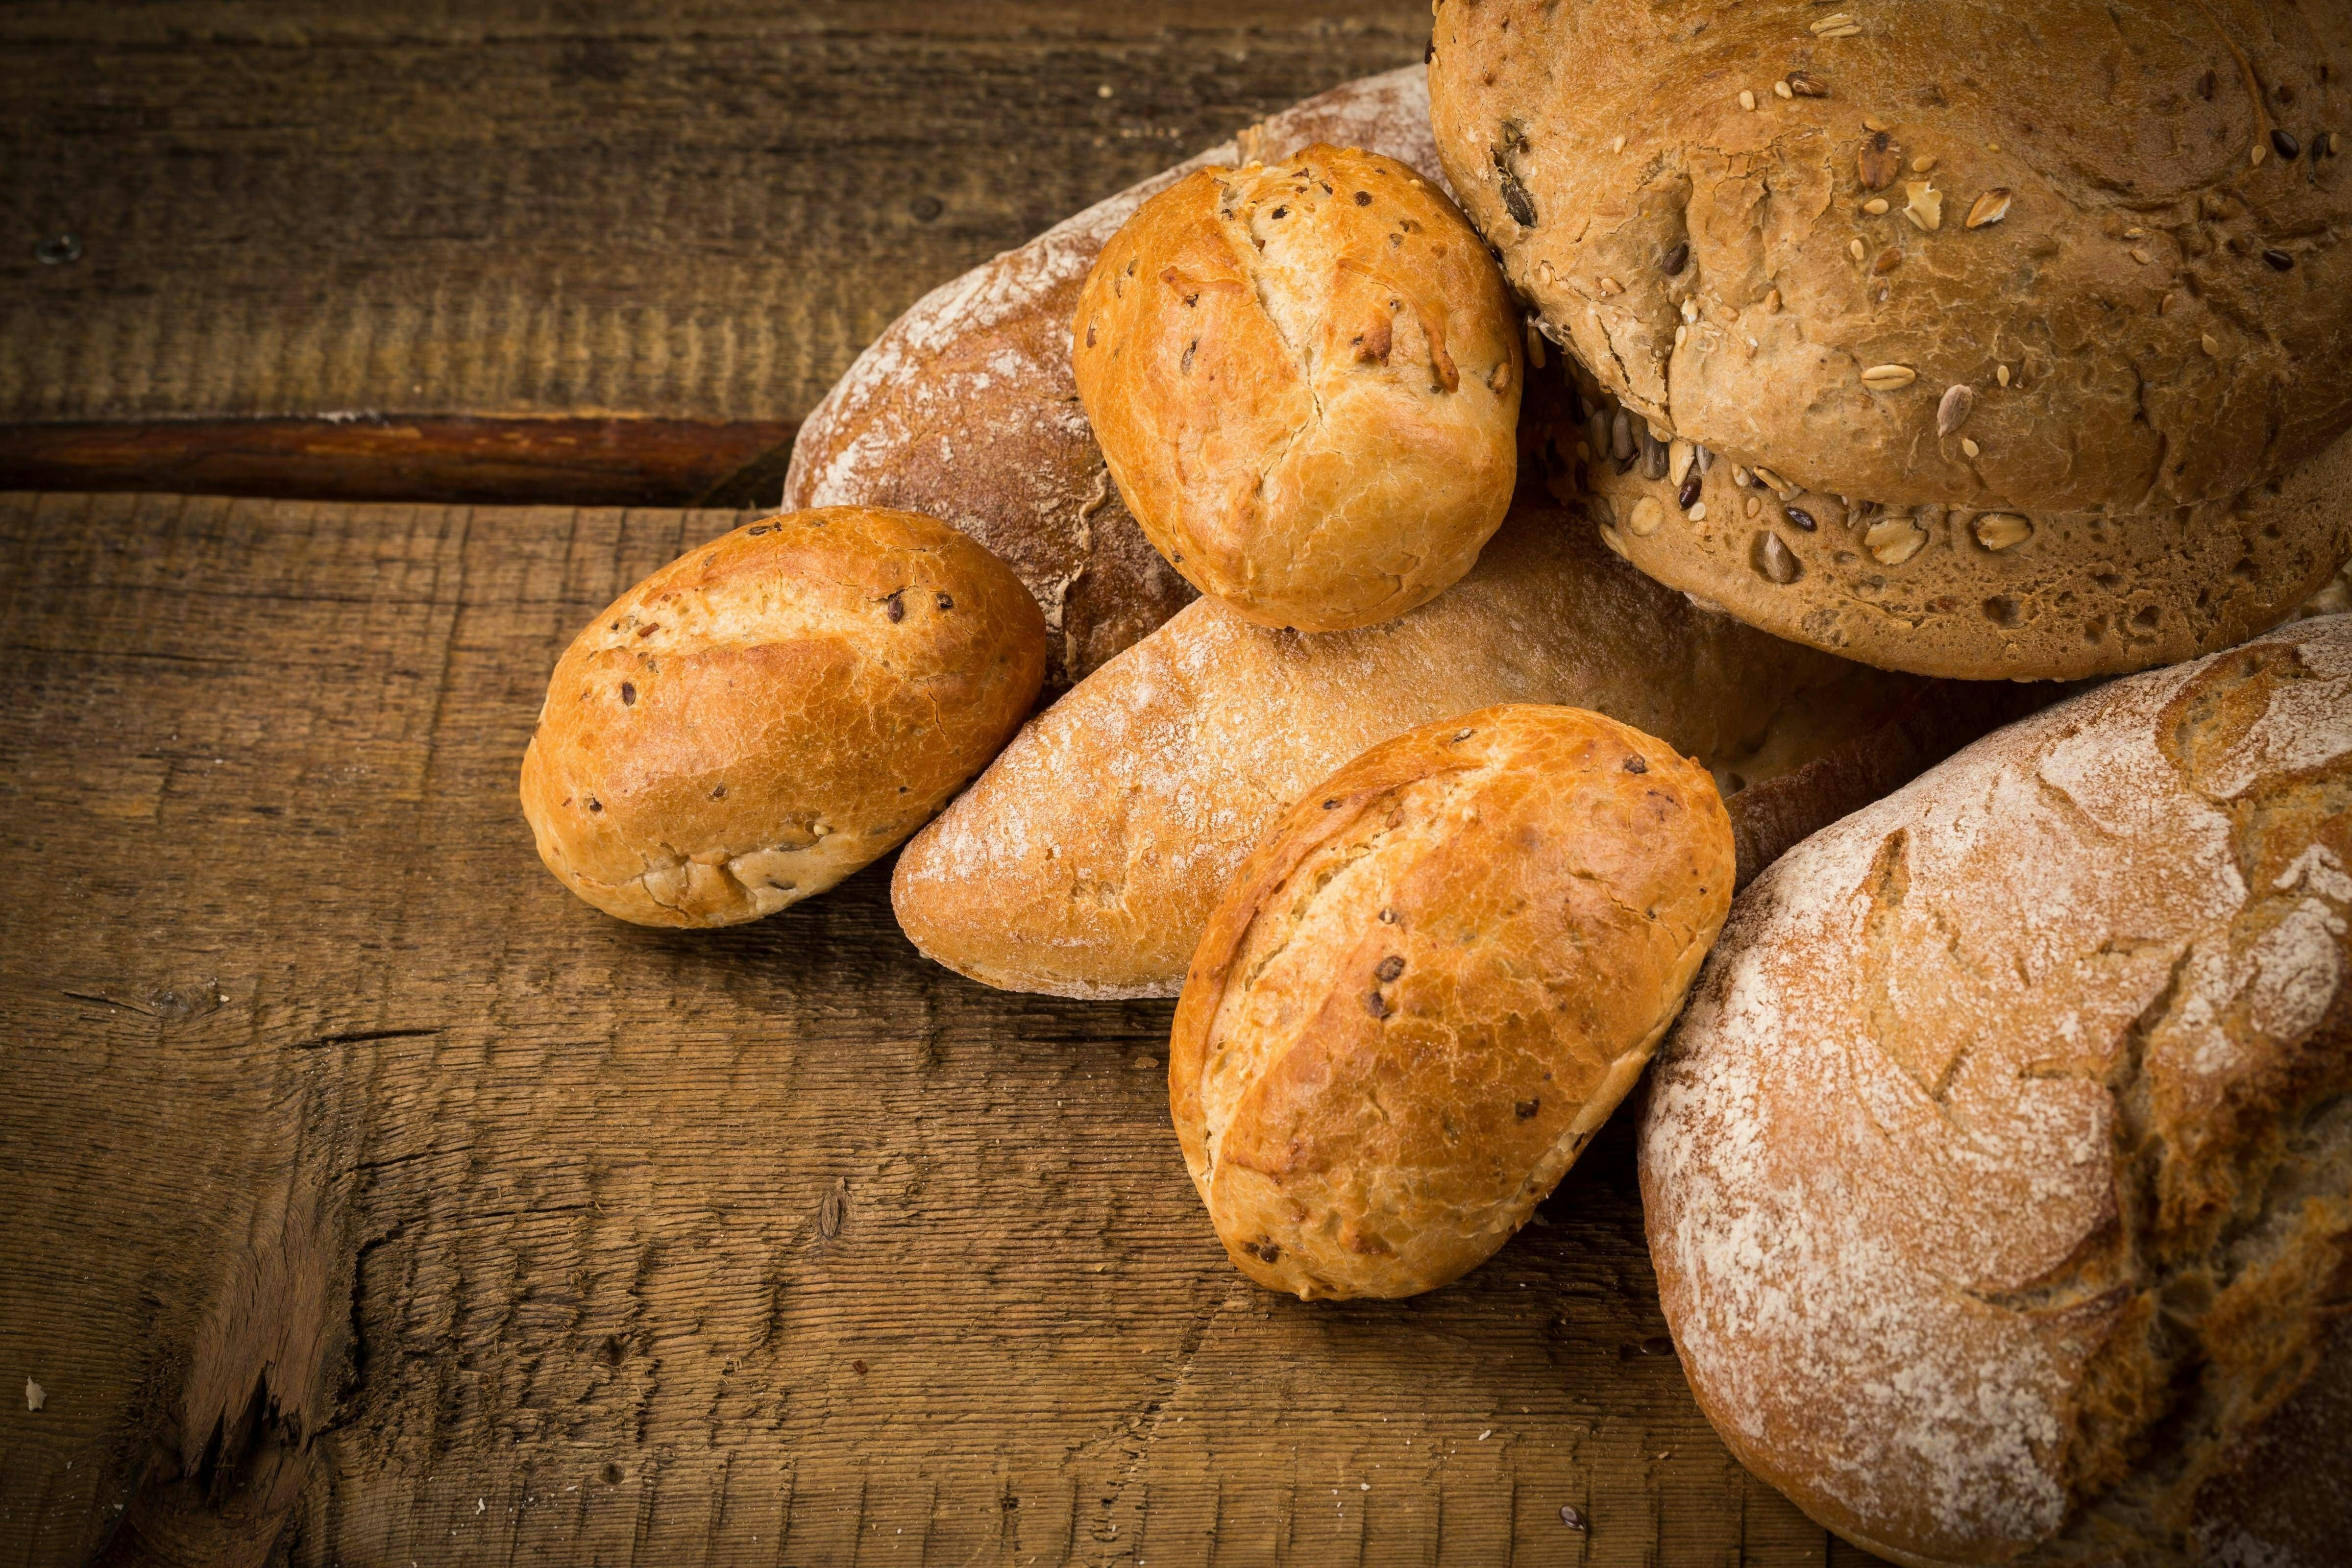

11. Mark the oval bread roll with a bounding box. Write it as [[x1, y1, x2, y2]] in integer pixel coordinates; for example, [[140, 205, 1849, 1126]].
[[1641, 614, 2352, 1566], [1172, 705, 1734, 1300], [892, 495, 1983, 1000], [520, 507, 1047, 927], [1074, 143, 1521, 633]]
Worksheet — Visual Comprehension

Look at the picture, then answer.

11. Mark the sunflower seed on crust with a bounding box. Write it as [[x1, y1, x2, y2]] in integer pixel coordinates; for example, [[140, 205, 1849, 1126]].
[[1936, 384, 1974, 436], [1965, 189, 2013, 229], [1865, 516, 1928, 564], [1755, 531, 1803, 583]]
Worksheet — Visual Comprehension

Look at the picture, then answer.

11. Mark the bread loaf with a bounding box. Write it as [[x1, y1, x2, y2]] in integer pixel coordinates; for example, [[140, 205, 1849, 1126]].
[[1172, 705, 1732, 1300], [520, 507, 1046, 927], [784, 66, 1449, 685], [1429, 1, 2352, 681], [1074, 144, 1520, 632], [1641, 614, 2352, 1566], [891, 494, 1968, 999]]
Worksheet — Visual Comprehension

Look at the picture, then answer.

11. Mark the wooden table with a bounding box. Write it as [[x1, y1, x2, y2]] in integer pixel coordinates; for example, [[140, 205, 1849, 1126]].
[[0, 8, 1891, 1566]]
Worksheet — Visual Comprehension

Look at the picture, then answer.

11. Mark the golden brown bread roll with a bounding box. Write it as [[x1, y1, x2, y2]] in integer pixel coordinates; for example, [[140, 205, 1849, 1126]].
[[1429, 0, 2352, 680], [1074, 143, 1520, 632], [520, 507, 1046, 927], [784, 68, 1451, 686], [1172, 705, 1733, 1300], [1641, 614, 2352, 1566], [891, 494, 1978, 1000]]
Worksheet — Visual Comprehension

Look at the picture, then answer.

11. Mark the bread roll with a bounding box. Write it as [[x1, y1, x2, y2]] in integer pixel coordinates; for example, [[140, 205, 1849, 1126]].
[[1074, 144, 1520, 632], [520, 507, 1046, 927], [1577, 379, 2352, 681], [783, 67, 1450, 685], [1640, 614, 2352, 1566], [892, 494, 1969, 999], [1172, 705, 1733, 1300]]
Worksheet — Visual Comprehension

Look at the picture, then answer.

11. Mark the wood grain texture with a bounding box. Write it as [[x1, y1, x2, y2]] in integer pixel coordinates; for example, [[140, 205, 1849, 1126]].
[[0, 491, 1886, 1567], [0, 2, 1434, 431]]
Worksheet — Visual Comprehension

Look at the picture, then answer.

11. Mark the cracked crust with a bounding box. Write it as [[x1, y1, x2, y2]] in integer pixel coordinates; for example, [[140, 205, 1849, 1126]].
[[1430, 0, 2352, 516], [1639, 614, 2352, 1565], [890, 492, 1974, 1000], [1169, 704, 1734, 1300], [1073, 145, 1521, 632], [782, 67, 1451, 685], [519, 507, 1047, 928]]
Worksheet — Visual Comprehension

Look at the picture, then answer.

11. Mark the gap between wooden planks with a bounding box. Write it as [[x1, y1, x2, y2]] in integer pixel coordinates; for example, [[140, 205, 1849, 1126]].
[[0, 491, 1887, 1568]]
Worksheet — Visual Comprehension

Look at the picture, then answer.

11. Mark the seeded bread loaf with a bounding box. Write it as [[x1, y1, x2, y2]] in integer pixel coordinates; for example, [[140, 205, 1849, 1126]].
[[891, 493, 2006, 1000], [1074, 145, 1521, 632], [1572, 375, 2352, 680], [783, 66, 1449, 686], [520, 507, 1046, 927], [1429, 0, 2352, 680], [1640, 614, 2352, 1566], [1431, 0, 2352, 517], [1172, 705, 1733, 1300]]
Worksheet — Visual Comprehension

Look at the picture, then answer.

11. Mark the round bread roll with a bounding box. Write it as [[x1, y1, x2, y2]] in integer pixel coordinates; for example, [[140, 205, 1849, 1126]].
[[520, 507, 1047, 927], [1640, 614, 2352, 1566], [1073, 143, 1521, 633], [1171, 705, 1733, 1300], [1430, 0, 2352, 517], [1573, 376, 2352, 681]]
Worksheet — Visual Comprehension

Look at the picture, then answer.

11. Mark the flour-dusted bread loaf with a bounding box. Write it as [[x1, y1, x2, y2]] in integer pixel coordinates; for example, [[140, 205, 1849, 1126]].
[[520, 508, 1046, 928], [1429, 1, 2352, 680], [1640, 614, 2352, 1566], [1172, 706, 1732, 1300], [891, 495, 2008, 1000], [1074, 144, 1520, 632], [784, 67, 1449, 686]]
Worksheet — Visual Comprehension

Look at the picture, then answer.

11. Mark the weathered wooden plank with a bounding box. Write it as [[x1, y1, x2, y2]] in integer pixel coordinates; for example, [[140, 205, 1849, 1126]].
[[0, 2, 1433, 435], [0, 491, 1880, 1567]]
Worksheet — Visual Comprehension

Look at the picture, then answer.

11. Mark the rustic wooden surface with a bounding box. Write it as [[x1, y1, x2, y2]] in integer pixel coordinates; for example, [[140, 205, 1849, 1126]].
[[0, 491, 1894, 1568], [0, 2, 1433, 463]]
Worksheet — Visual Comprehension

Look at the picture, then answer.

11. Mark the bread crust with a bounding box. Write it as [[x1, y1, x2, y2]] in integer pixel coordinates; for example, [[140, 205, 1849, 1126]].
[[890, 494, 1969, 999], [520, 507, 1046, 927], [1574, 377, 2352, 680], [1074, 145, 1521, 632], [1169, 705, 1733, 1300], [1640, 615, 2352, 1565], [1429, 0, 2352, 519], [784, 67, 1450, 684]]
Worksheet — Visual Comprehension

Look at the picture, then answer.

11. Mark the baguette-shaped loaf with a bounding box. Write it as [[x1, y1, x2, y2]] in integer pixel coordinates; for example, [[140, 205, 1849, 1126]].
[[783, 66, 1446, 687], [891, 496, 1961, 998], [1172, 705, 1734, 1300]]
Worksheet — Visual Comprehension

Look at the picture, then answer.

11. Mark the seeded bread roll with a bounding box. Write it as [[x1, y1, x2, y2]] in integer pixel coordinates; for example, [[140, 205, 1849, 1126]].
[[520, 507, 1046, 927], [1430, 0, 2352, 518], [1640, 614, 2352, 1566], [891, 494, 2000, 1000], [1074, 144, 1521, 632], [1572, 377, 2352, 680], [784, 67, 1450, 685], [1172, 705, 1733, 1300]]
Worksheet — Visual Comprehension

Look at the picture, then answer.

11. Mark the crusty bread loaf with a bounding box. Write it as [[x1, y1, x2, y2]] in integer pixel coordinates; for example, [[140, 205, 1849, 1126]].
[[1576, 377, 2352, 681], [783, 67, 1449, 685], [1640, 614, 2352, 1566], [1172, 705, 1732, 1300], [1429, 1, 2352, 681], [891, 493, 1977, 999], [1074, 144, 1520, 632], [1429, 0, 2352, 519], [520, 507, 1045, 927]]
